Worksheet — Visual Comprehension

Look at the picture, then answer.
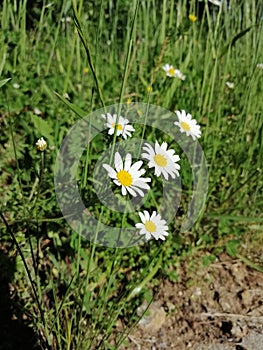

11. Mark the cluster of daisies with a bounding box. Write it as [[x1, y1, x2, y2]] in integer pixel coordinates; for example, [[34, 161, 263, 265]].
[[101, 110, 201, 242]]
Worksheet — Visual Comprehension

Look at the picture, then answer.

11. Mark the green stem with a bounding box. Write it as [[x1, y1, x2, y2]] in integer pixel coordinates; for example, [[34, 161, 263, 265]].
[[109, 0, 140, 166]]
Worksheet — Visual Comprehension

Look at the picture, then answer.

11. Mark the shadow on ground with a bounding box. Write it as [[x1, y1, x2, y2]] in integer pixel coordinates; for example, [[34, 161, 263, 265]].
[[0, 248, 41, 350]]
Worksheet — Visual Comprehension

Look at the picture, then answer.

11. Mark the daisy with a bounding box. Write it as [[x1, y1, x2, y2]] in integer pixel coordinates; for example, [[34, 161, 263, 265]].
[[135, 210, 169, 241], [162, 64, 176, 77], [101, 113, 135, 139], [142, 141, 180, 180], [174, 110, 201, 140], [103, 152, 151, 197], [162, 64, 186, 80]]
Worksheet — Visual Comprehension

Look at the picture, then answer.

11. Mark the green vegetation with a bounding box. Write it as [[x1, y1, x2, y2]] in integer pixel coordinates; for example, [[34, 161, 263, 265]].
[[0, 0, 262, 349]]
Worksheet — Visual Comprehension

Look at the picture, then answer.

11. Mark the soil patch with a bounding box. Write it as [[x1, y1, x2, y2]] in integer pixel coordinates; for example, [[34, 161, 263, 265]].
[[120, 253, 263, 349]]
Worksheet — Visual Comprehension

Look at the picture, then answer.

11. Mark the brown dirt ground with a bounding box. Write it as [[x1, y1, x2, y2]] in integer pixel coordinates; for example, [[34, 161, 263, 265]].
[[118, 253, 263, 350]]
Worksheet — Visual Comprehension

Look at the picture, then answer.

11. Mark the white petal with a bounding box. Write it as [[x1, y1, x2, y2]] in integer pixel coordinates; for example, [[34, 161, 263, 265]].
[[113, 179, 121, 186], [129, 160, 143, 173], [161, 142, 168, 151], [102, 164, 116, 178], [154, 167, 162, 177], [133, 180, 151, 190], [124, 153, 132, 170], [132, 186, 145, 197], [124, 125, 135, 132], [126, 186, 137, 197], [114, 152, 123, 171], [143, 211, 150, 221], [121, 185, 127, 196], [151, 211, 157, 219], [145, 232, 152, 240], [141, 153, 152, 161], [162, 169, 169, 180], [139, 211, 146, 223], [135, 223, 144, 229]]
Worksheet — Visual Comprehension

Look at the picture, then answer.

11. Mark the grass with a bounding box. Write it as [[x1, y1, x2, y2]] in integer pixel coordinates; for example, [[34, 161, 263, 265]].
[[0, 0, 263, 349]]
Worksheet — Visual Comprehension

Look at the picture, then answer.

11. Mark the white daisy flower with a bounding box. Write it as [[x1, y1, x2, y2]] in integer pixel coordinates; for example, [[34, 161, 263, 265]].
[[103, 152, 151, 197], [101, 113, 135, 139], [257, 63, 263, 69], [162, 64, 186, 80], [36, 137, 47, 151], [162, 64, 176, 77], [174, 110, 201, 140], [135, 210, 169, 241], [142, 141, 180, 180]]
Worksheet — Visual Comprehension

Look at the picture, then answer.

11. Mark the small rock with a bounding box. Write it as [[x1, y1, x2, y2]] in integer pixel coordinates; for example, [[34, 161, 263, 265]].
[[137, 301, 166, 333]]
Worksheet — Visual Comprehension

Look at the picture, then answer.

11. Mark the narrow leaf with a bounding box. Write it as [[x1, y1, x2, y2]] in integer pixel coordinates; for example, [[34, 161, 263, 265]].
[[54, 91, 87, 118], [219, 26, 253, 58], [0, 78, 11, 88]]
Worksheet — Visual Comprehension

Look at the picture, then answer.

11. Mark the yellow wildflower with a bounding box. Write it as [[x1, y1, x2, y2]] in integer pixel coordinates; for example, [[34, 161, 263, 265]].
[[189, 14, 197, 22]]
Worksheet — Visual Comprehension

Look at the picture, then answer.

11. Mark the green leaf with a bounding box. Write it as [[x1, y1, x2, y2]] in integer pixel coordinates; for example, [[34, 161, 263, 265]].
[[54, 91, 87, 118], [203, 254, 217, 267], [0, 78, 11, 88], [31, 114, 53, 144], [226, 239, 240, 257]]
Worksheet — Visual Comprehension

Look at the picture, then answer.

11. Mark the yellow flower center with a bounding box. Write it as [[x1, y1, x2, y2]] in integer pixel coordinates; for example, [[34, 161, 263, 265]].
[[117, 170, 133, 186], [145, 221, 156, 233], [154, 154, 167, 167], [168, 67, 175, 76], [189, 14, 197, 22], [112, 123, 123, 131], [147, 85, 152, 93], [181, 121, 191, 131]]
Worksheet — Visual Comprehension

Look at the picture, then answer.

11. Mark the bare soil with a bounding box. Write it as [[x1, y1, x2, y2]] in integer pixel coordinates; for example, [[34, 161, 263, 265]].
[[120, 253, 263, 350]]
